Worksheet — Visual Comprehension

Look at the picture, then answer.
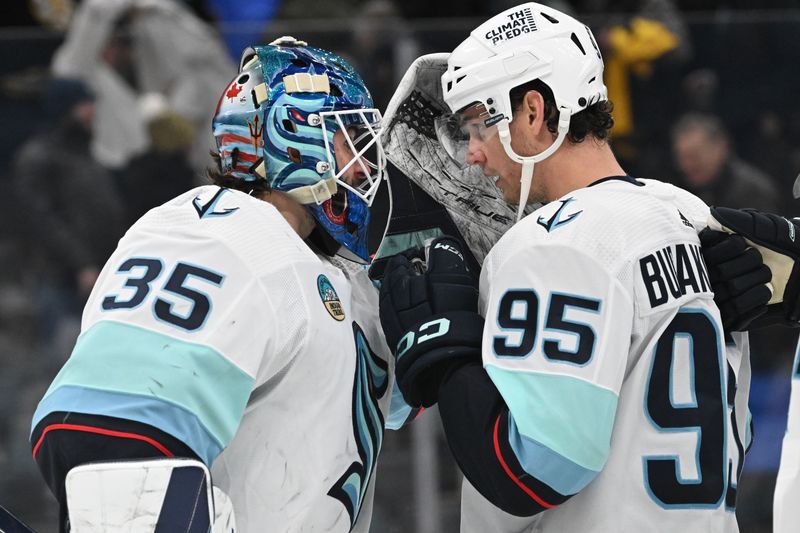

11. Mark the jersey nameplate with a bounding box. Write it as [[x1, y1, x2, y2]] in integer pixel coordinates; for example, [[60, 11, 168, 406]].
[[638, 242, 711, 312], [317, 274, 345, 321]]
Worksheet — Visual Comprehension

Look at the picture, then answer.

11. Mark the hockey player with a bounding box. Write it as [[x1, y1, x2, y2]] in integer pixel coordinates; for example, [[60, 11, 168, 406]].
[[378, 4, 753, 532], [30, 38, 394, 533]]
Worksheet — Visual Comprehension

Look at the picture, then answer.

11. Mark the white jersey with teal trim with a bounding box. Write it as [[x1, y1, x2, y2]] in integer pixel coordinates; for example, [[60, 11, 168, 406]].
[[774, 339, 800, 533], [462, 178, 750, 532], [31, 185, 394, 533]]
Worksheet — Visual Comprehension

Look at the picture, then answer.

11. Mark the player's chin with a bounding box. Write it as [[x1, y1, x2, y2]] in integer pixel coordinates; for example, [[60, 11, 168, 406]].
[[497, 184, 518, 204]]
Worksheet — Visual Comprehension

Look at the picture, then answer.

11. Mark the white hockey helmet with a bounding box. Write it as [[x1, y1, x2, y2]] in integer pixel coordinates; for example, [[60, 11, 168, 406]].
[[439, 3, 608, 220]]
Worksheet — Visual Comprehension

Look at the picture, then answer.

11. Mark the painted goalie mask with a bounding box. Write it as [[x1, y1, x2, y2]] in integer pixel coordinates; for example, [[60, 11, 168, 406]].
[[212, 37, 387, 262]]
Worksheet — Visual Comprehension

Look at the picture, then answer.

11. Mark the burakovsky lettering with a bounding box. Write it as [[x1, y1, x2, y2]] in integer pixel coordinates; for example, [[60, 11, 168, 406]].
[[639, 243, 711, 308]]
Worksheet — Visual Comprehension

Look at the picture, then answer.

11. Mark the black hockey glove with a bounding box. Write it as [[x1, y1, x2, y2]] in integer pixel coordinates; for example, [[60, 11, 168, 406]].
[[379, 236, 483, 408], [706, 206, 800, 328], [699, 228, 772, 331]]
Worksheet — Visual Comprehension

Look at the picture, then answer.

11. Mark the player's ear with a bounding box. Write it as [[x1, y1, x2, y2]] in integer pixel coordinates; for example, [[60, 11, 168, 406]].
[[519, 90, 546, 135]]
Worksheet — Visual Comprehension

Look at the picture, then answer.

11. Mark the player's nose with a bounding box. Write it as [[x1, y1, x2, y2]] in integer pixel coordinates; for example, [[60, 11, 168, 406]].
[[343, 158, 368, 187], [466, 141, 486, 167]]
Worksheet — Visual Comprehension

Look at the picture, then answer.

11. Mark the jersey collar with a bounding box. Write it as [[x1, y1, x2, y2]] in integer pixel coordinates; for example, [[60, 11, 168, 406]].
[[588, 175, 644, 187]]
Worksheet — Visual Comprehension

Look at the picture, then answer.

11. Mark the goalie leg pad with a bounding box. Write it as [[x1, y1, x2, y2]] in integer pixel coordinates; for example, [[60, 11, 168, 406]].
[[66, 458, 234, 533]]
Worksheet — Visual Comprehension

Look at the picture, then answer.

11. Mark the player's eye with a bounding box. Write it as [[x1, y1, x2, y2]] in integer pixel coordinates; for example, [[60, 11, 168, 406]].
[[443, 116, 469, 142], [466, 122, 486, 141]]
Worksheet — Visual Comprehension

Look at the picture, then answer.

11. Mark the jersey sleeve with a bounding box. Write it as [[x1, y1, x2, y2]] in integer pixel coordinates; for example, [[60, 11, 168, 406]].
[[482, 243, 633, 510], [31, 193, 306, 467], [385, 380, 422, 430]]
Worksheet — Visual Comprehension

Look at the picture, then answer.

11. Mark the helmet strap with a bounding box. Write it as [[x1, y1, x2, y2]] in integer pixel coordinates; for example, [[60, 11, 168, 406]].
[[497, 107, 571, 222], [517, 160, 535, 222]]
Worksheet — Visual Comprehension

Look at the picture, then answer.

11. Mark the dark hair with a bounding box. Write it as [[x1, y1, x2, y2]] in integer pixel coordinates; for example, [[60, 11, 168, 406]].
[[670, 112, 729, 144], [508, 79, 614, 143], [206, 150, 271, 193]]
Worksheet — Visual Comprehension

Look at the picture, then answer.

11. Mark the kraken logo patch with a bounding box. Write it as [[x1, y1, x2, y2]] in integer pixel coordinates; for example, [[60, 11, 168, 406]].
[[317, 274, 345, 321]]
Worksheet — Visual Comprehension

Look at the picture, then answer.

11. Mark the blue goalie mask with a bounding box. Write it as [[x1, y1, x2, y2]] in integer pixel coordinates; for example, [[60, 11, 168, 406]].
[[212, 36, 387, 262]]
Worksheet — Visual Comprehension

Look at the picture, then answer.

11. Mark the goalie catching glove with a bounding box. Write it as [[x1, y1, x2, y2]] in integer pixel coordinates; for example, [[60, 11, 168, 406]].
[[706, 206, 800, 328], [379, 236, 483, 408]]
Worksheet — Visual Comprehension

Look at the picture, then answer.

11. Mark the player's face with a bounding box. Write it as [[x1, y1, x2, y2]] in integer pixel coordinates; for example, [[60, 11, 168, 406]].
[[463, 112, 524, 204], [333, 127, 369, 188]]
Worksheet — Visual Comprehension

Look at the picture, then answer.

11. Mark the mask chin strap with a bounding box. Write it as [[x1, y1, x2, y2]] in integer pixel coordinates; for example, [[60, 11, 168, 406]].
[[497, 107, 571, 222]]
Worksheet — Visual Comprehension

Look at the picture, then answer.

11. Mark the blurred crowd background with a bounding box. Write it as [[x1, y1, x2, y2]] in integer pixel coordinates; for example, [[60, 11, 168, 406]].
[[1, 0, 799, 531]]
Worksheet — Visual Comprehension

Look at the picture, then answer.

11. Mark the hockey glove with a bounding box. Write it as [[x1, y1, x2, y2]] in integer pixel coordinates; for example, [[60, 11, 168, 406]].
[[699, 228, 772, 331], [379, 236, 483, 407], [707, 206, 800, 327]]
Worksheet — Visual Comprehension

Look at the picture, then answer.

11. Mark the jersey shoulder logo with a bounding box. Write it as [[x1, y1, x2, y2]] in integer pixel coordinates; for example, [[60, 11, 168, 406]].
[[192, 188, 240, 219], [678, 210, 694, 229], [317, 274, 345, 321], [537, 197, 582, 233]]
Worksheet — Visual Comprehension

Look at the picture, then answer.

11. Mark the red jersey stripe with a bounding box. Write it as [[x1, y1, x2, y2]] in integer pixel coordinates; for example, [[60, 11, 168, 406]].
[[32, 423, 174, 459], [492, 414, 556, 509]]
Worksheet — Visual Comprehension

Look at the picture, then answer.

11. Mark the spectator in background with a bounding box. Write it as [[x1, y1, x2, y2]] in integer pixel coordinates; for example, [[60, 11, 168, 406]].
[[51, 0, 234, 172], [11, 78, 125, 350], [597, 0, 687, 137], [584, 0, 691, 176], [671, 112, 779, 211], [117, 93, 198, 227]]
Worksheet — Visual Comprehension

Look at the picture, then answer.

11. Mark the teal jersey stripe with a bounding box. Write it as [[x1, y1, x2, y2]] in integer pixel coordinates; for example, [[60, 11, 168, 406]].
[[386, 380, 412, 431], [32, 385, 222, 465], [486, 365, 618, 471], [40, 320, 254, 451], [507, 416, 599, 495]]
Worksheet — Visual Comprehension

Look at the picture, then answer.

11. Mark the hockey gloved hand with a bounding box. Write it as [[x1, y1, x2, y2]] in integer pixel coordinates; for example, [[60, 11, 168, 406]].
[[699, 228, 772, 331], [707, 206, 800, 328], [379, 236, 483, 408]]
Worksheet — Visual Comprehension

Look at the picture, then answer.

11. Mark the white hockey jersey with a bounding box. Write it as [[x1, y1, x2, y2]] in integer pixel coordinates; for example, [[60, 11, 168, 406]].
[[774, 339, 800, 533], [32, 186, 394, 533], [462, 177, 751, 532]]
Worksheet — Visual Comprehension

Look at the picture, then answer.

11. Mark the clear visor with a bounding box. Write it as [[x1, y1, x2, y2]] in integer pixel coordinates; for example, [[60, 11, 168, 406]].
[[434, 102, 501, 169], [320, 108, 386, 207]]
